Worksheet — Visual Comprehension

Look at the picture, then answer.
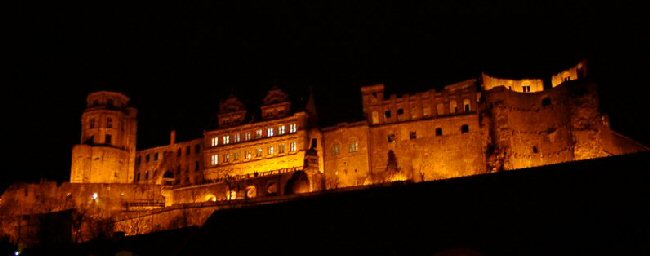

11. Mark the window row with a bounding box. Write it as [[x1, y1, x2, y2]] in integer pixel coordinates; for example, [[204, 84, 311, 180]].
[[210, 123, 297, 147], [373, 99, 474, 124], [331, 141, 359, 155], [386, 124, 470, 142], [138, 144, 202, 164], [210, 141, 298, 165]]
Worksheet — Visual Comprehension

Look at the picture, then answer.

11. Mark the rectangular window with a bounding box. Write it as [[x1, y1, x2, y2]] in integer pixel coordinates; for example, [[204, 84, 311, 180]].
[[89, 118, 95, 129], [211, 154, 219, 165], [107, 117, 113, 128], [186, 146, 191, 155], [397, 108, 404, 115], [436, 128, 443, 136], [333, 144, 340, 155], [224, 154, 230, 163], [256, 147, 263, 157], [245, 132, 251, 141], [278, 125, 286, 135], [195, 144, 201, 154], [154, 152, 159, 161], [523, 85, 531, 93], [211, 137, 219, 147], [256, 129, 263, 138], [371, 111, 379, 124], [234, 133, 241, 143], [410, 131, 417, 140], [105, 134, 112, 145], [349, 141, 358, 152], [233, 152, 240, 161], [290, 141, 297, 152], [384, 110, 392, 118], [289, 123, 297, 133], [146, 154, 150, 163], [423, 106, 432, 116], [245, 151, 252, 160], [461, 124, 469, 133], [267, 127, 274, 137], [387, 134, 396, 143], [268, 146, 275, 155], [278, 144, 286, 154]]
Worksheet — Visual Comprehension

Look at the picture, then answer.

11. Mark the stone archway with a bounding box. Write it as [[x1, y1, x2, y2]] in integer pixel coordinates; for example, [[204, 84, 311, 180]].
[[284, 171, 310, 195]]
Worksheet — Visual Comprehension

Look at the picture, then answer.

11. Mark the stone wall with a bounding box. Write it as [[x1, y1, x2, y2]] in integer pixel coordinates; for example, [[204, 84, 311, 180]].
[[367, 114, 487, 182], [322, 122, 371, 188]]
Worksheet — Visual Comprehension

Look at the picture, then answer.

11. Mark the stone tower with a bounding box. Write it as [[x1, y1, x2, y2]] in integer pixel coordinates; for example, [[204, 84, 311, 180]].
[[70, 91, 138, 183]]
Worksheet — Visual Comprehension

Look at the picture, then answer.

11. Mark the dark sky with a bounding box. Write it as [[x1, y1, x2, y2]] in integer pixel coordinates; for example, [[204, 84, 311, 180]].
[[5, 1, 649, 190]]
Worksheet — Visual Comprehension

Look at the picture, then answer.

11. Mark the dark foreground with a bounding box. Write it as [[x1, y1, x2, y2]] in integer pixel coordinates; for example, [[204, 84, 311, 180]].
[[21, 152, 650, 255]]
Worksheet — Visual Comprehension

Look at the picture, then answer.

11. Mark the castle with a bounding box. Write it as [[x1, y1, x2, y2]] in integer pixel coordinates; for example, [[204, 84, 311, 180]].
[[1, 60, 647, 246]]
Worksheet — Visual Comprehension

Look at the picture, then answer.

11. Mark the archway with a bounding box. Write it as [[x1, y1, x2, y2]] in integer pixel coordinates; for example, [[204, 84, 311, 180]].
[[284, 171, 310, 195]]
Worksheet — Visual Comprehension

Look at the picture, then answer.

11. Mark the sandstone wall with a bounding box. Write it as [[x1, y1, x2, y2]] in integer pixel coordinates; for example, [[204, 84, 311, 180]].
[[322, 122, 371, 188], [368, 114, 487, 181]]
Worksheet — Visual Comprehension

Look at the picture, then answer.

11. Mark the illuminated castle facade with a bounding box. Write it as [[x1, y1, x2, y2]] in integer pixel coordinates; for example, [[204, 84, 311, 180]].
[[71, 60, 643, 191], [2, 60, 648, 244]]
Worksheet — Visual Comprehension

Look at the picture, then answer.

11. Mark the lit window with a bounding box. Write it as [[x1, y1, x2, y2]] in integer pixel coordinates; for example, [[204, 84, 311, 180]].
[[89, 118, 95, 129], [268, 127, 274, 137], [256, 147, 263, 157], [223, 135, 230, 145], [450, 100, 458, 114], [333, 143, 340, 155], [224, 154, 230, 163], [463, 98, 471, 112], [371, 111, 379, 124], [234, 133, 241, 143], [349, 141, 358, 152], [256, 129, 263, 138], [289, 123, 297, 133], [278, 125, 286, 135], [211, 137, 219, 147], [233, 152, 240, 161], [268, 146, 275, 155], [290, 141, 297, 152], [245, 151, 252, 160], [278, 144, 286, 154], [245, 132, 251, 141], [211, 154, 219, 165], [107, 117, 113, 128]]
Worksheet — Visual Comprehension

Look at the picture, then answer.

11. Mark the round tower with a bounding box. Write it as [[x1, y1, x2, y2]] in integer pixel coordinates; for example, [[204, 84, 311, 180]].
[[70, 91, 138, 183]]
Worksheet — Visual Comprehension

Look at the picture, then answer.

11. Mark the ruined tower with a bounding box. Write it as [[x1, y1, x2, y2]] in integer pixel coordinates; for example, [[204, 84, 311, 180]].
[[70, 91, 138, 183]]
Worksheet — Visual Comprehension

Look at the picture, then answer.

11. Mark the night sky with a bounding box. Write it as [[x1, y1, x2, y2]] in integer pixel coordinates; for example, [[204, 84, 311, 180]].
[[5, 1, 649, 191]]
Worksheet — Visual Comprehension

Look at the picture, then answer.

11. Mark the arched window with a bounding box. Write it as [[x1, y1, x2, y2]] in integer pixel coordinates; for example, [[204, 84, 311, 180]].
[[436, 103, 445, 115], [332, 143, 341, 155], [463, 99, 471, 112], [450, 100, 458, 114]]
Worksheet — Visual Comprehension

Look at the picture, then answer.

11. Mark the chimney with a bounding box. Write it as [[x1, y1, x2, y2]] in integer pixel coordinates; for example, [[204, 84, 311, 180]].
[[170, 130, 176, 145]]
